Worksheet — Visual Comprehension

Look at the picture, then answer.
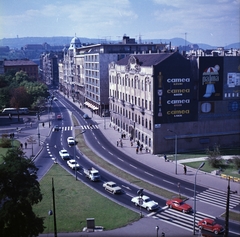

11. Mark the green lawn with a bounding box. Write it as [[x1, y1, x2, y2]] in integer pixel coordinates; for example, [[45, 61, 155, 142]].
[[0, 140, 20, 163], [185, 160, 240, 178], [33, 165, 140, 233]]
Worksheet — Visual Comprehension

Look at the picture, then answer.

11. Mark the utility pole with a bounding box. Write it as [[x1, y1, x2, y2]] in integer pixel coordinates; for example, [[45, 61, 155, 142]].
[[52, 178, 57, 237]]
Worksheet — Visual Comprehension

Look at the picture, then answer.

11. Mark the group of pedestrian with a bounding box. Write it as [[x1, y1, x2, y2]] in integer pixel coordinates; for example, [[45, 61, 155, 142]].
[[20, 142, 28, 149], [116, 139, 123, 147]]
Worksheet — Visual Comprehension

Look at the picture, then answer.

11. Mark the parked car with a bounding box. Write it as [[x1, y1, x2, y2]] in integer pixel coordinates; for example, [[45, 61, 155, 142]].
[[83, 113, 90, 119], [67, 137, 75, 145], [131, 195, 159, 211], [67, 159, 80, 170], [103, 181, 122, 194], [166, 198, 192, 213], [59, 149, 70, 160], [198, 218, 224, 235]]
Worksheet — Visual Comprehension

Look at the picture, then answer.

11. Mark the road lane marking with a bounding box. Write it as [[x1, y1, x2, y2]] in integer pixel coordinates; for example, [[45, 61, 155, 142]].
[[144, 171, 154, 177]]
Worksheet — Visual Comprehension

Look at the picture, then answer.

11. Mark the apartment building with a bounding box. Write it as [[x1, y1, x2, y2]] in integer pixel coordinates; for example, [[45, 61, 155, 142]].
[[109, 52, 240, 154], [59, 35, 167, 116]]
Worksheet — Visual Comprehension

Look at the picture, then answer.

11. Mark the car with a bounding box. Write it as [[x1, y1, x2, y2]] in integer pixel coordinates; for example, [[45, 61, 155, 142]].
[[59, 149, 70, 160], [57, 114, 62, 120], [67, 159, 80, 170], [67, 137, 75, 145], [198, 218, 224, 235], [53, 125, 60, 131], [166, 197, 192, 213], [83, 113, 90, 119], [103, 181, 122, 194], [53, 97, 58, 101], [131, 195, 159, 211]]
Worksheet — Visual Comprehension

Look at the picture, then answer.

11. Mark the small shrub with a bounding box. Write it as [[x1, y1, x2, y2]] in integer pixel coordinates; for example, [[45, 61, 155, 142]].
[[206, 144, 223, 168], [0, 137, 11, 148], [233, 156, 240, 169]]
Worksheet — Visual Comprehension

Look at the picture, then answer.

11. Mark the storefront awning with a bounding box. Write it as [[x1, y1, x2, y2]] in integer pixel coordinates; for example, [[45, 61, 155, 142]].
[[84, 101, 98, 110]]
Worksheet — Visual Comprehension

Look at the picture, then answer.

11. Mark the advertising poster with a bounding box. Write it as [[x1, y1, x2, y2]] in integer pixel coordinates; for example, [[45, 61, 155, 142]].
[[199, 57, 223, 101]]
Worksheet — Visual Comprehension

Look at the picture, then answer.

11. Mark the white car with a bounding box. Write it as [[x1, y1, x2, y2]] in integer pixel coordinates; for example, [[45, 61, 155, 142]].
[[59, 149, 70, 160], [67, 137, 75, 145], [131, 195, 159, 211], [103, 181, 122, 194], [67, 159, 80, 170]]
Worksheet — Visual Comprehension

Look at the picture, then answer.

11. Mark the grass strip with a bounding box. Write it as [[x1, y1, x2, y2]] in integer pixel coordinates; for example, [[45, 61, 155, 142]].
[[33, 165, 140, 233]]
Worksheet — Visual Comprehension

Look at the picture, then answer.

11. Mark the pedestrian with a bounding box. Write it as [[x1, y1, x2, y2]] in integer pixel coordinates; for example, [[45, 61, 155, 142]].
[[131, 141, 133, 147], [30, 122, 32, 127], [25, 142, 27, 149], [136, 147, 139, 154], [117, 141, 119, 147], [164, 154, 167, 162], [120, 141, 123, 147], [42, 122, 45, 127], [9, 113, 12, 120], [20, 143, 23, 149], [184, 165, 187, 175], [139, 146, 142, 153]]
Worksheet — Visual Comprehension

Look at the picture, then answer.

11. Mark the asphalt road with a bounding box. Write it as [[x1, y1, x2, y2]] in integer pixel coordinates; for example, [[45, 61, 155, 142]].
[[32, 94, 240, 236]]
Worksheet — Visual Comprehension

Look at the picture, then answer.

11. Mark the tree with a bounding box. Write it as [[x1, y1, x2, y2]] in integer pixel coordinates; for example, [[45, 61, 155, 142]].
[[0, 148, 45, 237]]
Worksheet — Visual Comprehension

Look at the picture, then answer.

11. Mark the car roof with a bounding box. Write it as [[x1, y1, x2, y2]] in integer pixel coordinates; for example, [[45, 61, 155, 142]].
[[203, 218, 214, 222], [170, 197, 182, 202], [68, 159, 76, 162], [106, 181, 116, 185], [68, 137, 74, 139], [61, 149, 68, 152]]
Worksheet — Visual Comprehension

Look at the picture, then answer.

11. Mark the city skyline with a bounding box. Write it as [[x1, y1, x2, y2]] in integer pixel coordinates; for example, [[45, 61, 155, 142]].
[[1, 0, 239, 47]]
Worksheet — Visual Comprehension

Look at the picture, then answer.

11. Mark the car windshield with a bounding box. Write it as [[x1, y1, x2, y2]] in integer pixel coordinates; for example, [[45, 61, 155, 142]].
[[71, 161, 77, 164], [145, 198, 151, 202], [62, 151, 68, 154], [111, 184, 117, 187]]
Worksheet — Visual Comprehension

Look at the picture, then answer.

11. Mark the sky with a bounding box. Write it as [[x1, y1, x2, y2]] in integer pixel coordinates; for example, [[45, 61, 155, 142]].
[[0, 0, 239, 46]]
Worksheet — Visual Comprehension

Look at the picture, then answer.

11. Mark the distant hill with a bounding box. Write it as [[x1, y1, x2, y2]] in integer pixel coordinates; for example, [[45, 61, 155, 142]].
[[0, 36, 239, 50]]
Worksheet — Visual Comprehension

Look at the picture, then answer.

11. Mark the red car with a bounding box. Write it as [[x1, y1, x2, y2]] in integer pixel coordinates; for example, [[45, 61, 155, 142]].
[[198, 218, 224, 235], [166, 198, 192, 213], [57, 115, 62, 120]]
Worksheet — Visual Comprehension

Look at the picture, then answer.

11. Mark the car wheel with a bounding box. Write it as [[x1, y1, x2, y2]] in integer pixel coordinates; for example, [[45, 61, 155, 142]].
[[170, 205, 173, 209], [214, 230, 219, 235], [135, 202, 138, 206], [147, 207, 150, 211], [182, 209, 186, 213]]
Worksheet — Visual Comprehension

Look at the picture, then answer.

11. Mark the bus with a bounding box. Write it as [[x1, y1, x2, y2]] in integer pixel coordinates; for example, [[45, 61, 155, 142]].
[[2, 108, 29, 115]]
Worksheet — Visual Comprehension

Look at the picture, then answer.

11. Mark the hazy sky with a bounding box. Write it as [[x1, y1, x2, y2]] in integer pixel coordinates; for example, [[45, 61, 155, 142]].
[[1, 0, 239, 46]]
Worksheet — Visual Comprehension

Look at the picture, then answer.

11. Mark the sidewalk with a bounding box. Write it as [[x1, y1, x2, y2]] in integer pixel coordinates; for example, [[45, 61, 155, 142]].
[[78, 105, 240, 193]]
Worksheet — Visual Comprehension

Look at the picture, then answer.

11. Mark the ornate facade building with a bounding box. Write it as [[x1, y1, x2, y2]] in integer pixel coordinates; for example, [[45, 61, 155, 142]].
[[109, 53, 240, 154], [59, 35, 166, 116]]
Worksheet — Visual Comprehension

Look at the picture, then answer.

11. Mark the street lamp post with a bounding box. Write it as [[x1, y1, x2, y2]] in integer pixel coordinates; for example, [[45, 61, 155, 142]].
[[156, 226, 159, 237], [102, 102, 106, 129], [38, 122, 40, 146], [167, 129, 177, 174], [193, 162, 205, 235], [73, 130, 85, 180]]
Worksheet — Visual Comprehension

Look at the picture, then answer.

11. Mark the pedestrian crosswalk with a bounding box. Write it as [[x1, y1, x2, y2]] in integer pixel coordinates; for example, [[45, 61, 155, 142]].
[[55, 124, 99, 131], [196, 188, 240, 209], [152, 208, 215, 232]]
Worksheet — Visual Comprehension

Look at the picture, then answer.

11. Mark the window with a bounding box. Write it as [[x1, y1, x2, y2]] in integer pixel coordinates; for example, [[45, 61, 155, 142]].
[[138, 98, 140, 106], [149, 138, 151, 147], [145, 119, 148, 128], [138, 115, 140, 124], [145, 100, 147, 109], [142, 117, 144, 126], [149, 120, 151, 130], [149, 101, 151, 110]]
